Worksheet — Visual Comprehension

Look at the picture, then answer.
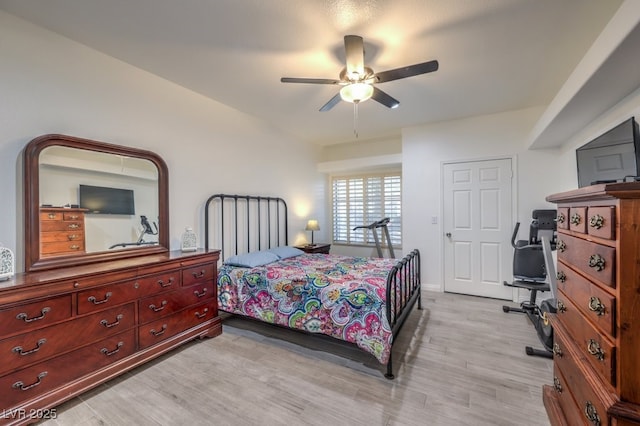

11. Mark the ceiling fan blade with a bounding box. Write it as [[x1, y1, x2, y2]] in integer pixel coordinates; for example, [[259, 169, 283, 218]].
[[319, 93, 342, 112], [281, 77, 340, 84], [344, 35, 365, 78], [371, 87, 400, 109], [375, 60, 439, 83]]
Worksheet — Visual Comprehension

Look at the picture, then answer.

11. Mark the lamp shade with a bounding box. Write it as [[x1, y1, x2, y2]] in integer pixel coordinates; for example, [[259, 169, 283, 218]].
[[305, 219, 320, 231], [340, 83, 374, 103]]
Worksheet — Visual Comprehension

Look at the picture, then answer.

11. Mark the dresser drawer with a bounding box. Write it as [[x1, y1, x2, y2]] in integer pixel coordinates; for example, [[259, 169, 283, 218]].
[[0, 330, 135, 409], [557, 262, 615, 337], [40, 232, 84, 243], [41, 240, 85, 255], [586, 206, 615, 240], [138, 301, 216, 349], [557, 207, 569, 230], [0, 295, 72, 340], [557, 291, 615, 386], [557, 233, 615, 288], [569, 207, 588, 234], [136, 269, 181, 295], [182, 263, 215, 287], [550, 364, 587, 426], [40, 220, 84, 232], [77, 280, 142, 314], [0, 303, 135, 376], [139, 281, 214, 324]]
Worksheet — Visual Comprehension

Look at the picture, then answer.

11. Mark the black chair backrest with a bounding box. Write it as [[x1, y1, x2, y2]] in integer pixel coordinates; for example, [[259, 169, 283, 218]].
[[529, 209, 557, 245]]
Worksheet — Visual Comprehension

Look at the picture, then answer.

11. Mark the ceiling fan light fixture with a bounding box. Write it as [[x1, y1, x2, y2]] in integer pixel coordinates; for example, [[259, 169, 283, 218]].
[[340, 83, 374, 103]]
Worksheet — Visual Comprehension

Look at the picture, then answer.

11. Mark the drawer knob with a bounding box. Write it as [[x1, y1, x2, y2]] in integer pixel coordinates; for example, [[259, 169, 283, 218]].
[[12, 371, 48, 391], [68, 223, 80, 229], [69, 214, 79, 220], [570, 212, 582, 225], [16, 307, 51, 323], [88, 292, 113, 305], [556, 271, 566, 283], [70, 244, 81, 250], [195, 308, 209, 319], [47, 213, 56, 219], [101, 341, 124, 357], [589, 214, 605, 229], [150, 324, 168, 337], [556, 213, 565, 224], [556, 240, 566, 253], [157, 277, 174, 288], [12, 338, 47, 356], [68, 234, 79, 241], [588, 297, 606, 316], [557, 300, 566, 313], [194, 288, 208, 298], [584, 401, 601, 426], [587, 339, 605, 361], [552, 376, 562, 393], [100, 314, 124, 328], [149, 300, 168, 312], [552, 343, 563, 358], [588, 254, 605, 271]]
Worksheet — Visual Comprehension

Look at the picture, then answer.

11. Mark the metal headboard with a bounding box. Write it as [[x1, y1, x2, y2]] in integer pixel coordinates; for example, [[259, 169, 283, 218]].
[[204, 194, 288, 261]]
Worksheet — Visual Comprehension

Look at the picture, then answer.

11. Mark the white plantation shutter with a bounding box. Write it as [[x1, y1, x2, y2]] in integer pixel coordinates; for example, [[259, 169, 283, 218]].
[[331, 173, 402, 246]]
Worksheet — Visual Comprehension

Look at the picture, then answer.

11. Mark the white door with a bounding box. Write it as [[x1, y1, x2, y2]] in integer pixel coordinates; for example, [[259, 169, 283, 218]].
[[443, 158, 514, 299]]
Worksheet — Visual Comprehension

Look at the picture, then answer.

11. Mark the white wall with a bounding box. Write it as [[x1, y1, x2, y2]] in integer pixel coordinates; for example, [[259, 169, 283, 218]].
[[0, 11, 325, 271]]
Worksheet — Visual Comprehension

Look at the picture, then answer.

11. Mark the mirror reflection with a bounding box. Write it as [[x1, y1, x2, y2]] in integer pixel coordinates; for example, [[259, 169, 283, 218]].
[[39, 146, 160, 254]]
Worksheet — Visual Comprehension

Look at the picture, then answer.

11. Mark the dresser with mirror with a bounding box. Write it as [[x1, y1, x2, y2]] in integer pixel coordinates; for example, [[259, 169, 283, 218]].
[[0, 134, 221, 425]]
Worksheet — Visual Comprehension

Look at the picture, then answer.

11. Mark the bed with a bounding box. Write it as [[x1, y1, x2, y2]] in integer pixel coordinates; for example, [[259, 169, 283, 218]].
[[205, 194, 421, 379]]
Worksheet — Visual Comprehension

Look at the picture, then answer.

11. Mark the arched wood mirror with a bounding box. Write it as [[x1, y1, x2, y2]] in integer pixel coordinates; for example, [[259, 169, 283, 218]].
[[24, 134, 169, 272]]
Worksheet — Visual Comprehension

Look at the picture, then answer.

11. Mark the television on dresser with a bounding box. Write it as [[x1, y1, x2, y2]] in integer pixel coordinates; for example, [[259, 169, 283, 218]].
[[576, 117, 640, 187], [79, 184, 135, 214]]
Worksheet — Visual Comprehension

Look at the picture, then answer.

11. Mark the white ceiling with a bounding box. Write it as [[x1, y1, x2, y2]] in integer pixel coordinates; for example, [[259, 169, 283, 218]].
[[0, 0, 624, 145]]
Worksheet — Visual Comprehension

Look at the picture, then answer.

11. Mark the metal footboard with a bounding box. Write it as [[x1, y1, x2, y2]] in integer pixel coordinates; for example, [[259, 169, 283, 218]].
[[385, 249, 422, 379]]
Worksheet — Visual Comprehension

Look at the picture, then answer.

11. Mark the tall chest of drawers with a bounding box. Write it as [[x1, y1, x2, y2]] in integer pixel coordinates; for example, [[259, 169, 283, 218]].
[[0, 249, 221, 425], [39, 208, 87, 257], [544, 183, 640, 425]]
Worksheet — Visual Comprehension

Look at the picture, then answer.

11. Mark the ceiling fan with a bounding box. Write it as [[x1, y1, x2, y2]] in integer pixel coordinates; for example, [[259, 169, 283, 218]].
[[281, 35, 439, 112]]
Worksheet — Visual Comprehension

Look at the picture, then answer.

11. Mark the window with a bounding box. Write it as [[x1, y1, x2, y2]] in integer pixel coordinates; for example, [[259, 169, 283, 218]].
[[332, 172, 401, 247]]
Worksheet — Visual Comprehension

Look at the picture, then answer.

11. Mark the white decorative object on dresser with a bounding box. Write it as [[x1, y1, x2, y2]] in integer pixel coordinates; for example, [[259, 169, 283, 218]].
[[0, 245, 14, 281], [544, 182, 640, 426]]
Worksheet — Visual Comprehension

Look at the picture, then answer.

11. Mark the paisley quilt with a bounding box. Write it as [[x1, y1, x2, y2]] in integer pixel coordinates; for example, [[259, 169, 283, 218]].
[[217, 254, 399, 364]]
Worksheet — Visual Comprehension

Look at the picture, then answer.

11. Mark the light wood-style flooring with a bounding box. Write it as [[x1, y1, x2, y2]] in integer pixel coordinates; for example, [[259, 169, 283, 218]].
[[41, 291, 552, 425]]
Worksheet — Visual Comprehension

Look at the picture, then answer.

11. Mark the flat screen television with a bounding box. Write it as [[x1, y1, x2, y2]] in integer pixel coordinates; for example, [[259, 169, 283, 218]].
[[576, 117, 640, 187], [79, 184, 135, 215]]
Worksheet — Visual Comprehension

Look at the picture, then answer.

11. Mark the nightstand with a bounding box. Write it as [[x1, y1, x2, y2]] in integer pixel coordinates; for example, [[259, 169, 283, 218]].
[[295, 243, 331, 254]]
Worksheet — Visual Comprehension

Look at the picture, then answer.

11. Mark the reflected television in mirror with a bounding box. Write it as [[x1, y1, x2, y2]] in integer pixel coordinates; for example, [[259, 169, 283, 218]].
[[576, 117, 640, 187], [80, 184, 135, 215]]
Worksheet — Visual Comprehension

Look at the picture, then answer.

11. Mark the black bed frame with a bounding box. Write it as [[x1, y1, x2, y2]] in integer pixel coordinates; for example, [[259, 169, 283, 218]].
[[204, 193, 421, 379]]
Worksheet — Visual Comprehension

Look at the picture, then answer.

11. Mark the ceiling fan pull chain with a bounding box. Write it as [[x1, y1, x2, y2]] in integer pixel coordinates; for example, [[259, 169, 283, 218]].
[[353, 102, 359, 138]]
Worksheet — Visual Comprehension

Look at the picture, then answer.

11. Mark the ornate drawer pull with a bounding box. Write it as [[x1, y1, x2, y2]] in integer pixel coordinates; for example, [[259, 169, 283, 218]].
[[589, 214, 604, 229], [588, 297, 605, 316], [557, 300, 566, 313], [587, 339, 605, 361], [584, 401, 601, 426], [556, 271, 566, 283], [100, 314, 124, 328], [192, 269, 206, 279], [47, 213, 56, 219], [13, 338, 47, 356], [70, 244, 81, 250], [570, 212, 582, 225], [68, 234, 79, 241], [194, 288, 208, 298], [553, 376, 562, 393], [88, 292, 112, 305], [157, 277, 174, 288], [16, 307, 51, 323], [556, 240, 566, 253], [195, 308, 209, 319], [101, 341, 124, 356], [150, 324, 168, 337], [588, 254, 605, 271], [149, 300, 168, 312], [552, 343, 562, 358], [68, 214, 79, 220], [13, 372, 47, 391], [68, 223, 80, 229], [556, 213, 565, 224]]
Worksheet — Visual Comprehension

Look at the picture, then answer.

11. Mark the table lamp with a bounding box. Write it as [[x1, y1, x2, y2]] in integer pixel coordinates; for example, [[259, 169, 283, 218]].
[[305, 219, 320, 245]]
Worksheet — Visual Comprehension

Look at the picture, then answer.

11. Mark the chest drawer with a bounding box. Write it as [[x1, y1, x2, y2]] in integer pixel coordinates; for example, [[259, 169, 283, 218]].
[[182, 263, 215, 287], [0, 330, 135, 409], [557, 291, 615, 386], [569, 207, 587, 234], [41, 240, 85, 255], [557, 207, 569, 230], [136, 269, 181, 295], [40, 220, 84, 232], [556, 262, 615, 337], [138, 301, 216, 349], [139, 281, 214, 324], [77, 280, 143, 314], [586, 206, 615, 240], [0, 303, 135, 376], [550, 364, 588, 426], [0, 295, 72, 340], [557, 233, 615, 288]]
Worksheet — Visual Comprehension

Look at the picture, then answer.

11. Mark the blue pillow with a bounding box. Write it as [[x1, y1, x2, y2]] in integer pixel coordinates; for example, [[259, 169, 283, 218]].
[[266, 246, 305, 259], [224, 250, 280, 268]]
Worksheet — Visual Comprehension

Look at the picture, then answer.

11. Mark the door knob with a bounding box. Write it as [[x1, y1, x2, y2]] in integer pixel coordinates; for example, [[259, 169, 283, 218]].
[[446, 232, 452, 238]]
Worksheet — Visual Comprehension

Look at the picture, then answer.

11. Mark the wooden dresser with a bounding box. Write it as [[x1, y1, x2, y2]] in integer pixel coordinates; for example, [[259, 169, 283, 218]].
[[544, 183, 640, 425], [0, 249, 221, 425], [39, 208, 87, 257]]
